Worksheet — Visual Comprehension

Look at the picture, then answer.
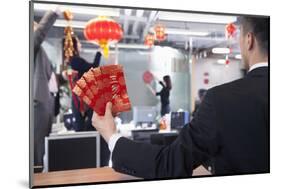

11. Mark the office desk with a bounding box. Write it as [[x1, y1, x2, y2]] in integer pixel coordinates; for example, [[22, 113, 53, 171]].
[[33, 166, 211, 187], [33, 167, 140, 187]]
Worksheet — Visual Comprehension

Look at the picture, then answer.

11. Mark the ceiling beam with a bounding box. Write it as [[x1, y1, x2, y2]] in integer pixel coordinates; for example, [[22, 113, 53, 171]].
[[131, 10, 145, 43], [122, 9, 131, 43], [141, 11, 159, 42]]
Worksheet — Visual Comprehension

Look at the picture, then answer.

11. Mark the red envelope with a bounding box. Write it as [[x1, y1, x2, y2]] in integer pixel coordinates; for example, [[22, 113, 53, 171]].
[[100, 65, 131, 114], [76, 77, 94, 100], [89, 67, 107, 115], [72, 84, 92, 107], [73, 64, 131, 116]]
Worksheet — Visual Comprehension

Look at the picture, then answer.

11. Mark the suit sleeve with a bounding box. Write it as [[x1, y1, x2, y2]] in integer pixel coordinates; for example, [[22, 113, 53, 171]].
[[112, 89, 219, 179], [70, 56, 91, 73], [92, 52, 102, 68], [34, 10, 58, 58]]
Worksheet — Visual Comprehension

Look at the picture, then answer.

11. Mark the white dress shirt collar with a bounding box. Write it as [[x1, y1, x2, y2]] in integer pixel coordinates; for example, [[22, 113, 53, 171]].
[[248, 62, 268, 72]]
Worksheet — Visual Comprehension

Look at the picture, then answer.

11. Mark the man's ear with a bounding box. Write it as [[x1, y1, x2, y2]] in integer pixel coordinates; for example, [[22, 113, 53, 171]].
[[247, 32, 254, 51]]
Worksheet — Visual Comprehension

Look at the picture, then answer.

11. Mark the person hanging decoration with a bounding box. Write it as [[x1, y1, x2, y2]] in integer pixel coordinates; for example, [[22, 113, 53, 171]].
[[84, 16, 123, 59]]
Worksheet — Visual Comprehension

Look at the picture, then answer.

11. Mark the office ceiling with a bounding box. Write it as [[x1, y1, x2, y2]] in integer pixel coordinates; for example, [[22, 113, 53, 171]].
[[34, 4, 240, 56]]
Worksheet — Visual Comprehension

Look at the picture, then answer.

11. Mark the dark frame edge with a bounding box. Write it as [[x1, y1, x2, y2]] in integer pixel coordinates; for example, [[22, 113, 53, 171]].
[[29, 0, 35, 188], [29, 0, 271, 188]]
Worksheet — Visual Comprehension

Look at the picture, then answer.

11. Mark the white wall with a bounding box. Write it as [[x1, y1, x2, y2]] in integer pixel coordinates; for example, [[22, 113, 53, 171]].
[[193, 57, 244, 100]]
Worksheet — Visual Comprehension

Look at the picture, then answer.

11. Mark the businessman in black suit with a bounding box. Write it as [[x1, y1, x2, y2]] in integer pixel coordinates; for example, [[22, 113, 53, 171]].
[[92, 16, 269, 179]]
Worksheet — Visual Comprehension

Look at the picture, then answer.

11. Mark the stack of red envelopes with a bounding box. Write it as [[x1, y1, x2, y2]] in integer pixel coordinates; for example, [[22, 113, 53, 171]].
[[72, 64, 131, 116]]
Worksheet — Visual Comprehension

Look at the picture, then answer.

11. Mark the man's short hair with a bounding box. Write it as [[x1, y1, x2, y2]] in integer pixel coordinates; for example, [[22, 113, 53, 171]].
[[238, 16, 269, 55]]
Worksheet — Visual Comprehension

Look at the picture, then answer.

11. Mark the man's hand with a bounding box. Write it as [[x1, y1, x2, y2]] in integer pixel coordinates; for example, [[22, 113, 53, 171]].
[[92, 102, 117, 143]]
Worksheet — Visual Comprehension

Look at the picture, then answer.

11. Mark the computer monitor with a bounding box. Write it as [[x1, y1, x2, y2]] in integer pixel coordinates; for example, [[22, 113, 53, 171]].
[[133, 106, 157, 125], [171, 111, 189, 130], [45, 131, 100, 172]]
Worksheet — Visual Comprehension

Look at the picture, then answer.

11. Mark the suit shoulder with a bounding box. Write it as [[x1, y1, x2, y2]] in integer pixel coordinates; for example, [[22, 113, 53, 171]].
[[208, 78, 246, 95]]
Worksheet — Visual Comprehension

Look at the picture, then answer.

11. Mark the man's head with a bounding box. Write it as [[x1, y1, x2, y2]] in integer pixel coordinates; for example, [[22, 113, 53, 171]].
[[238, 16, 269, 70]]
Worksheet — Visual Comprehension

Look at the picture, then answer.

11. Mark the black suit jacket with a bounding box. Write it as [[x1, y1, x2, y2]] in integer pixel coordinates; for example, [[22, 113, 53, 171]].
[[111, 67, 269, 179]]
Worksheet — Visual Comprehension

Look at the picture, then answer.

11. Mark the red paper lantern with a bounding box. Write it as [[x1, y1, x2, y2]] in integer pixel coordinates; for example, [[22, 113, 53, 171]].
[[154, 24, 166, 41], [144, 34, 155, 47], [84, 16, 123, 58], [225, 23, 236, 38]]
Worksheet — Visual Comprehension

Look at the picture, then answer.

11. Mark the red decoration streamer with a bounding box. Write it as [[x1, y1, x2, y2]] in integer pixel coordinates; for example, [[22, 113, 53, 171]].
[[225, 23, 236, 39]]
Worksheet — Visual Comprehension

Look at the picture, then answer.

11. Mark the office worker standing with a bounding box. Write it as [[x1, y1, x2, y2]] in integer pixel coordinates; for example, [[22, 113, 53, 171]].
[[146, 75, 172, 116], [92, 16, 269, 178], [33, 9, 59, 167]]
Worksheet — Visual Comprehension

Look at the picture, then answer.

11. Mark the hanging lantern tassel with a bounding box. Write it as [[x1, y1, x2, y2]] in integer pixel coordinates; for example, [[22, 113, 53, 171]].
[[225, 54, 230, 66], [99, 40, 109, 58], [226, 59, 230, 65]]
